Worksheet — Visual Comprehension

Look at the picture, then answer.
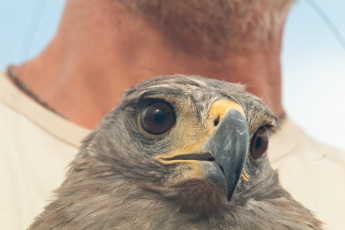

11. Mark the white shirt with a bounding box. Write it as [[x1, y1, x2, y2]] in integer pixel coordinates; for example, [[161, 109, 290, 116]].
[[0, 71, 90, 229], [269, 118, 345, 230]]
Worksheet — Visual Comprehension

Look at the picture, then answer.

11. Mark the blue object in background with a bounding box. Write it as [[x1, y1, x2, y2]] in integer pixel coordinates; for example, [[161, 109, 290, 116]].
[[0, 0, 344, 150], [0, 0, 65, 66], [282, 0, 345, 151]]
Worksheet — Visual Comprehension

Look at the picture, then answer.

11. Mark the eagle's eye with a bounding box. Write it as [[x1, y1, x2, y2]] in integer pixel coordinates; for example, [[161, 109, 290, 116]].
[[141, 101, 176, 135], [250, 127, 269, 160]]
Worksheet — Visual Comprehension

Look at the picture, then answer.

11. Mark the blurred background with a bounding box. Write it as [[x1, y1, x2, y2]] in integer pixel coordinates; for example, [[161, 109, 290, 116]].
[[1, 0, 344, 150]]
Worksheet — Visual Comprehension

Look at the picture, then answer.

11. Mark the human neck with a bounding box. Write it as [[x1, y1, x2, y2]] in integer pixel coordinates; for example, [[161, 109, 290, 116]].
[[15, 0, 284, 129]]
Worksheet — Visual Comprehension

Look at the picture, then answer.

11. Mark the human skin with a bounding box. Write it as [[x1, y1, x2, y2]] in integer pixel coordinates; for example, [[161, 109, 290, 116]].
[[15, 0, 287, 129]]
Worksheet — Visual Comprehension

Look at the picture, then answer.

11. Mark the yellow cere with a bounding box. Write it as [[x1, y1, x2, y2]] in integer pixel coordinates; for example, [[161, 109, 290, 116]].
[[209, 100, 246, 120], [208, 100, 246, 135]]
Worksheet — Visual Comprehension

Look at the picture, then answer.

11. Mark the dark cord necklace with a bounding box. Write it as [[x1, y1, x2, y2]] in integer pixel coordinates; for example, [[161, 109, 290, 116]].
[[6, 65, 64, 117]]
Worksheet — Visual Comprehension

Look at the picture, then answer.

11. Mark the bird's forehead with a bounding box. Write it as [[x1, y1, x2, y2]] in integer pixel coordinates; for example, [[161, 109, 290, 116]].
[[141, 77, 209, 93], [125, 75, 241, 103]]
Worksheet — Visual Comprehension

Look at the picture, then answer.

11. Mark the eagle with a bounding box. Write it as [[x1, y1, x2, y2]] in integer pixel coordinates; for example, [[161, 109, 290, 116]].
[[29, 75, 322, 229]]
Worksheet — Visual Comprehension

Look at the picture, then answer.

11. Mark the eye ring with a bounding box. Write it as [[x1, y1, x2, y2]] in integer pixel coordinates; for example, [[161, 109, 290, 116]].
[[250, 127, 269, 160], [140, 100, 176, 135]]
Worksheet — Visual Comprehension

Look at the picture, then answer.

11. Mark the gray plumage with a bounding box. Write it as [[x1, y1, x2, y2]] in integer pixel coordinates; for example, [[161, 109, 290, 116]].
[[29, 75, 322, 230]]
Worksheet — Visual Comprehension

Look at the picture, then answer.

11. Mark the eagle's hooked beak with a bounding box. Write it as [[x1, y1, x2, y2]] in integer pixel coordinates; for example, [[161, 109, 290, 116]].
[[156, 100, 249, 201], [202, 107, 249, 200]]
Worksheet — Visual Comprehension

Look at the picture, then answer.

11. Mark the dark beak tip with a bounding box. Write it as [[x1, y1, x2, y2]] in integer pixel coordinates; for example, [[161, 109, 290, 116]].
[[226, 183, 237, 201], [226, 194, 231, 201]]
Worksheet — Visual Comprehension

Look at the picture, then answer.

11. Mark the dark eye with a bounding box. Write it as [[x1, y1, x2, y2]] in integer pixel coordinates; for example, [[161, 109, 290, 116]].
[[250, 127, 269, 160], [141, 101, 176, 135]]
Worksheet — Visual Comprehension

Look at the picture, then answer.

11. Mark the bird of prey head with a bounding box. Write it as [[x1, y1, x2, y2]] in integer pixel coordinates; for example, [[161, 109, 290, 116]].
[[30, 75, 322, 230]]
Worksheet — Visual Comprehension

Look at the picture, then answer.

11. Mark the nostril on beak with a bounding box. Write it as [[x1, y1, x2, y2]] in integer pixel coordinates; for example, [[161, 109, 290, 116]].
[[214, 117, 220, 126]]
